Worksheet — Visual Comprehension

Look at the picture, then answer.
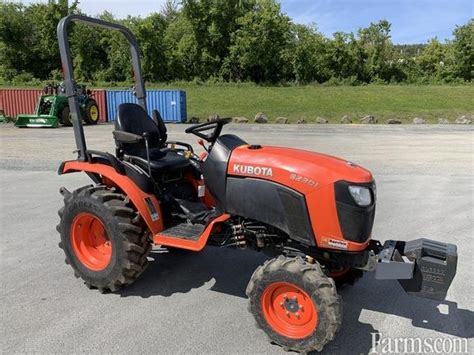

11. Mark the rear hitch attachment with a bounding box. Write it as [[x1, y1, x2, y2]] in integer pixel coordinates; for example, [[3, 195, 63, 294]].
[[374, 238, 457, 301]]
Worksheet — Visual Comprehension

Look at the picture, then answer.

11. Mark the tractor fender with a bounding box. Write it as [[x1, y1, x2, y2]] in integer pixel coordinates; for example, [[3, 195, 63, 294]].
[[59, 160, 163, 235]]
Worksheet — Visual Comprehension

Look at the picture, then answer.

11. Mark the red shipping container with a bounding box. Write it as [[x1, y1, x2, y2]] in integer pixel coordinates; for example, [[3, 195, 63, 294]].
[[0, 88, 107, 122], [0, 88, 42, 118]]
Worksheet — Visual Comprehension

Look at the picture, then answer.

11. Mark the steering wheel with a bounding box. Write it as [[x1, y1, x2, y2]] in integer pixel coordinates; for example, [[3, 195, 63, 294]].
[[185, 117, 231, 143]]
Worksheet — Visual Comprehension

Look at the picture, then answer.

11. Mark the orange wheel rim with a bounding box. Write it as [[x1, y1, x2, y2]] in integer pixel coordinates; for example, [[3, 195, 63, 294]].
[[328, 266, 350, 278], [261, 282, 318, 339], [71, 212, 111, 271]]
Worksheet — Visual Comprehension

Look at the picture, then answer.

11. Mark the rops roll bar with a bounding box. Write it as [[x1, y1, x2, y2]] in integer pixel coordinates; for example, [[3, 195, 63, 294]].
[[57, 15, 146, 161]]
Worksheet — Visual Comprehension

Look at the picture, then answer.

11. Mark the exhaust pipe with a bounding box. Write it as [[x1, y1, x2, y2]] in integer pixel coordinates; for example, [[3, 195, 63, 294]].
[[374, 238, 457, 301]]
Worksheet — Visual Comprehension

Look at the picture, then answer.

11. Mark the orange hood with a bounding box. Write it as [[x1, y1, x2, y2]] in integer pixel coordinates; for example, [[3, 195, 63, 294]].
[[228, 145, 373, 194]]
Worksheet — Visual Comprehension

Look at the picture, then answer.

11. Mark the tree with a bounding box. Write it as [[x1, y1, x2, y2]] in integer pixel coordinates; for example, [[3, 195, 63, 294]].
[[131, 13, 169, 82], [0, 0, 470, 84], [27, 0, 78, 78], [326, 31, 364, 82], [164, 13, 200, 80], [91, 12, 131, 82], [357, 20, 395, 82], [290, 24, 331, 83], [417, 38, 448, 76], [0, 0, 78, 81], [182, 0, 256, 79], [0, 2, 31, 80], [452, 20, 473, 81], [71, 13, 110, 81], [162, 0, 180, 23], [225, 0, 292, 83]]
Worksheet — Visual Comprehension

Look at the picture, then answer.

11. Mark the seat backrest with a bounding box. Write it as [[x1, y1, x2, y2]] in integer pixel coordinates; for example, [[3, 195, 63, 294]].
[[115, 103, 163, 155], [152, 109, 168, 144]]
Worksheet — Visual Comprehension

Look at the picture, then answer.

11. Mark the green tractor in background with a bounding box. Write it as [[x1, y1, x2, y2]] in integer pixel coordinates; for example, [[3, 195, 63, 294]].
[[15, 83, 99, 128], [0, 109, 7, 123]]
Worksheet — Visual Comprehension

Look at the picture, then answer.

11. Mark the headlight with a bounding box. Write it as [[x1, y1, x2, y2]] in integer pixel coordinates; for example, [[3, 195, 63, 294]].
[[348, 185, 372, 206]]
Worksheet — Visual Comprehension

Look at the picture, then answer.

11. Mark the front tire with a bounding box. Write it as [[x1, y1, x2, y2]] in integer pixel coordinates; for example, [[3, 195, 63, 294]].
[[60, 106, 72, 126], [246, 256, 342, 353], [57, 185, 151, 292]]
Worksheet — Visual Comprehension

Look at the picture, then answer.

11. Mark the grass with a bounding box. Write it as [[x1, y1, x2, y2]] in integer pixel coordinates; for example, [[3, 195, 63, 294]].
[[158, 83, 473, 123], [2, 82, 473, 123]]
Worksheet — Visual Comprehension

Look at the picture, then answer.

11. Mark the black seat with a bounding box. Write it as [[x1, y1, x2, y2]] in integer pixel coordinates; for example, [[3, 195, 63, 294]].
[[114, 103, 190, 172]]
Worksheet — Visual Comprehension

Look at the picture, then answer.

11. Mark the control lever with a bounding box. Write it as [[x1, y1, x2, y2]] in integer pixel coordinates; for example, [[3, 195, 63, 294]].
[[197, 139, 208, 152], [142, 132, 152, 177]]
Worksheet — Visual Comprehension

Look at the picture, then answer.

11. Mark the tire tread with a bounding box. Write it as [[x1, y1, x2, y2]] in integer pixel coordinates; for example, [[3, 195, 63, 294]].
[[246, 256, 341, 353], [57, 184, 151, 292]]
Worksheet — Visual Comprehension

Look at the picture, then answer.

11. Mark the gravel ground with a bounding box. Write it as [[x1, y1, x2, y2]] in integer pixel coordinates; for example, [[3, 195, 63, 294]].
[[1, 123, 473, 354]]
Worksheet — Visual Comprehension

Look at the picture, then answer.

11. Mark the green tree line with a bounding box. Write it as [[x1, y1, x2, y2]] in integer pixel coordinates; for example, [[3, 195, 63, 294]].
[[0, 0, 472, 85]]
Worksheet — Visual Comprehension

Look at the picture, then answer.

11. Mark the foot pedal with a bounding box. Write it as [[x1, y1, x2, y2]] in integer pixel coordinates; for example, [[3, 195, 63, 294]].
[[158, 223, 205, 241], [174, 198, 214, 224]]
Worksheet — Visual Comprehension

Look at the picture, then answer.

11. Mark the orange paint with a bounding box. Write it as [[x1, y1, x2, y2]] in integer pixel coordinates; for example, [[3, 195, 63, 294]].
[[71, 212, 112, 271], [228, 145, 372, 193], [306, 184, 370, 252], [184, 172, 215, 208], [228, 145, 373, 251], [261, 282, 318, 339], [61, 160, 163, 234], [153, 214, 230, 251]]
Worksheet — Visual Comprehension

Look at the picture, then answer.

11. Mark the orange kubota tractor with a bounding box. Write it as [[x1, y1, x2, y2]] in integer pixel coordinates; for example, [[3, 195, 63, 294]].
[[56, 15, 457, 353]]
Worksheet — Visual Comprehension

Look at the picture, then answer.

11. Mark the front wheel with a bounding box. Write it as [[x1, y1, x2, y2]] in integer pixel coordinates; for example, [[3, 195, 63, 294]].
[[60, 106, 72, 126], [246, 256, 342, 353], [57, 185, 151, 292]]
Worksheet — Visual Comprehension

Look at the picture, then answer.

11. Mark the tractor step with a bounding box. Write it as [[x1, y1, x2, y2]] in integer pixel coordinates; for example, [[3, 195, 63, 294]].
[[158, 223, 205, 241]]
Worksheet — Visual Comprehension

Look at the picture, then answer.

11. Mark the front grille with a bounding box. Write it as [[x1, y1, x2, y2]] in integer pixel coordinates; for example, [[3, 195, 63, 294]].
[[335, 180, 376, 243]]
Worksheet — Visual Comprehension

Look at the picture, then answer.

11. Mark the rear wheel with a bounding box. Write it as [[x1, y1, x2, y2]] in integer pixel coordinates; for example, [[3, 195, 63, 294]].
[[83, 99, 99, 125], [57, 185, 151, 292], [246, 256, 341, 353], [60, 106, 72, 126]]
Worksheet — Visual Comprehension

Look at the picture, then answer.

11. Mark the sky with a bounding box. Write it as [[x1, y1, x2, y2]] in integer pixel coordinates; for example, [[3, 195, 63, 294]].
[[18, 0, 473, 44]]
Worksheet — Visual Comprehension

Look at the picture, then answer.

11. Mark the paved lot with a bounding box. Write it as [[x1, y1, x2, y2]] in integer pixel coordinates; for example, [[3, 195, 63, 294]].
[[1, 123, 473, 354]]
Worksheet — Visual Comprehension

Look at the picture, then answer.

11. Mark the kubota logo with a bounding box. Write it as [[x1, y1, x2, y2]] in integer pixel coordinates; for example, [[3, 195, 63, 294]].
[[233, 164, 273, 177]]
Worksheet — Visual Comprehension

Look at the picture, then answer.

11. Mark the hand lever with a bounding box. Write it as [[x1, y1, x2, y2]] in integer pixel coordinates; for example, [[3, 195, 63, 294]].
[[142, 132, 152, 177], [197, 139, 208, 152]]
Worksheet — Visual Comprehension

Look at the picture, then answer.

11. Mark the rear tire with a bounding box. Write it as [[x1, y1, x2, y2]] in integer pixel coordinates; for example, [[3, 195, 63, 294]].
[[60, 106, 72, 126], [83, 99, 99, 125], [246, 256, 341, 353], [57, 185, 151, 292]]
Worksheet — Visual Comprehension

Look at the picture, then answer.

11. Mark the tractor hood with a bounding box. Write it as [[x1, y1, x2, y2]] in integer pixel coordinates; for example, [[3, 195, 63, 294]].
[[228, 145, 373, 194]]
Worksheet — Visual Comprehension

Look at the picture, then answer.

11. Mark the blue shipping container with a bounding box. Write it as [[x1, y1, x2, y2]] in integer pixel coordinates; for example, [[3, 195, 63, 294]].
[[106, 90, 187, 123]]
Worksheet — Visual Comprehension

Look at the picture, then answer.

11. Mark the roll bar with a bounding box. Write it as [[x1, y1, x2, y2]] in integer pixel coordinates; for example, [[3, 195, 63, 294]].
[[57, 15, 147, 161]]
